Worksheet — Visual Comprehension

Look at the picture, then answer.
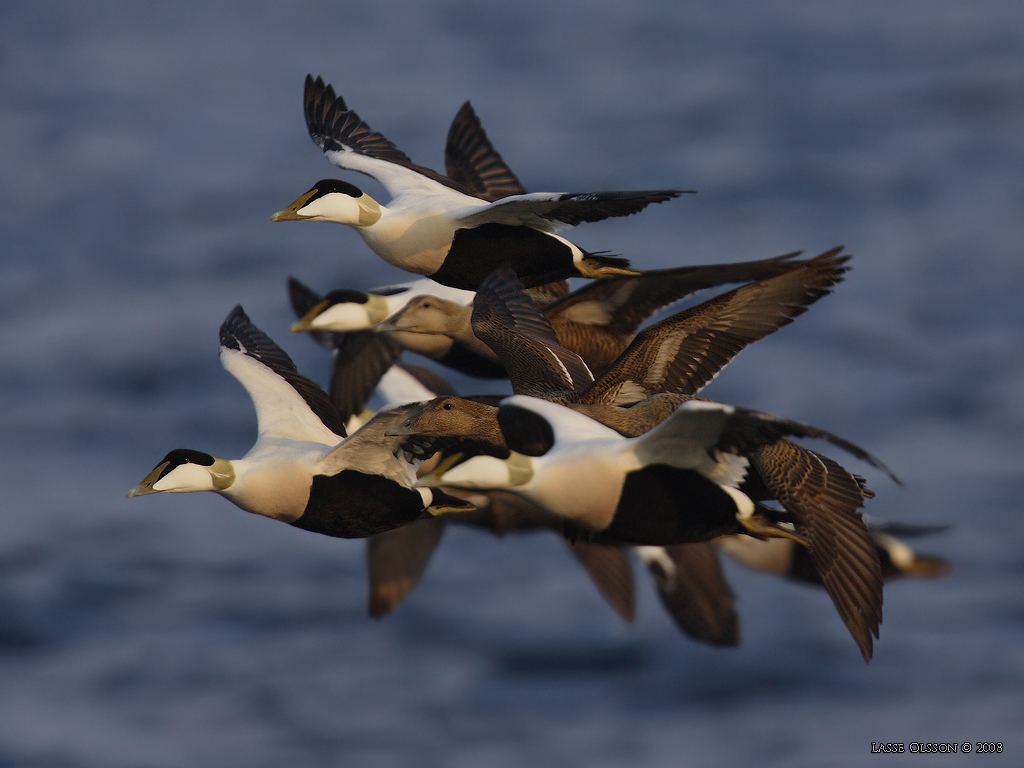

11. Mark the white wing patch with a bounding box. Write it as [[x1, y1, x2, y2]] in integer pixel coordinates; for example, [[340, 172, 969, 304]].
[[677, 400, 736, 415], [716, 536, 794, 572], [317, 406, 430, 488], [454, 193, 570, 232], [606, 279, 640, 312], [323, 149, 452, 199], [220, 348, 343, 446], [503, 395, 622, 445]]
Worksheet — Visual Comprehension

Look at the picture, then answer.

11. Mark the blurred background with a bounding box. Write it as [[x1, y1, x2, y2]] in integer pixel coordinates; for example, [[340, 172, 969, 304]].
[[1, 2, 1021, 765]]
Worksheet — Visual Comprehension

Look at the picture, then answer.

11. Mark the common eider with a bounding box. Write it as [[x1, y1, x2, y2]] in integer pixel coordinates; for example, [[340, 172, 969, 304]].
[[128, 306, 448, 539], [469, 254, 849, 404], [419, 395, 890, 660], [271, 75, 686, 289], [378, 251, 823, 378]]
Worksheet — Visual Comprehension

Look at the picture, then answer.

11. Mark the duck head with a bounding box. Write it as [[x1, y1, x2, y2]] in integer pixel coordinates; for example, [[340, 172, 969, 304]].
[[272, 179, 382, 227], [289, 289, 391, 332], [128, 449, 235, 497]]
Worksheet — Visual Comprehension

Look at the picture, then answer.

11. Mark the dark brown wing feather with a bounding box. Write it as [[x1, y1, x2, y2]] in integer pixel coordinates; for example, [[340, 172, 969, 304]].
[[548, 254, 802, 376], [549, 252, 806, 340], [566, 542, 636, 623], [472, 264, 593, 396], [534, 189, 687, 225], [751, 440, 883, 663], [304, 75, 473, 195], [366, 519, 445, 618], [578, 249, 849, 405], [445, 101, 527, 201], [327, 331, 404, 423], [646, 543, 739, 646]]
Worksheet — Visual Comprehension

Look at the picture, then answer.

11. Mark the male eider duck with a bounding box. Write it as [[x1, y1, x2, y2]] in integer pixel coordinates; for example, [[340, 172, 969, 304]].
[[420, 395, 890, 660], [271, 75, 687, 289], [128, 306, 448, 539], [287, 276, 507, 383], [418, 396, 815, 545]]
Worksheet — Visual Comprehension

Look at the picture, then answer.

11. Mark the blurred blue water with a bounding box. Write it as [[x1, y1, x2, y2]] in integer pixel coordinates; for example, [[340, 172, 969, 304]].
[[1, 2, 1022, 766]]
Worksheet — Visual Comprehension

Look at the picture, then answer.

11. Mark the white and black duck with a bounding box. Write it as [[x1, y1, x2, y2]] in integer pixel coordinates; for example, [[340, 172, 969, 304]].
[[128, 306, 451, 538], [272, 75, 686, 289]]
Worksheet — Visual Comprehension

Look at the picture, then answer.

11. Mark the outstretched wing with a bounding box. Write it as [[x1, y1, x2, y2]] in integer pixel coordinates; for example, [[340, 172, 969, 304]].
[[327, 332, 404, 423], [579, 249, 850, 405], [472, 264, 594, 396], [366, 518, 446, 618], [566, 541, 637, 623], [637, 399, 898, 482], [304, 75, 476, 198], [456, 189, 686, 231], [637, 543, 739, 646], [218, 306, 347, 443], [445, 101, 526, 201], [751, 441, 884, 663], [549, 252, 806, 340], [635, 400, 888, 663]]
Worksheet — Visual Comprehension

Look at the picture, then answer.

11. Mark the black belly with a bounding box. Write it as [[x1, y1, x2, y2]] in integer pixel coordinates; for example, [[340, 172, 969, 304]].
[[292, 470, 427, 539], [599, 464, 741, 545], [430, 224, 578, 290]]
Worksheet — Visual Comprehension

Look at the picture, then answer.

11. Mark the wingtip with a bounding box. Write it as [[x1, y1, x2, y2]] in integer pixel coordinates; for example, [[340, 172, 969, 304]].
[[218, 305, 249, 351], [223, 304, 248, 327]]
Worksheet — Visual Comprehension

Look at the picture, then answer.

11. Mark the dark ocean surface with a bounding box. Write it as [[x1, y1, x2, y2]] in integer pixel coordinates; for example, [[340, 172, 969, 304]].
[[1, 2, 1021, 765]]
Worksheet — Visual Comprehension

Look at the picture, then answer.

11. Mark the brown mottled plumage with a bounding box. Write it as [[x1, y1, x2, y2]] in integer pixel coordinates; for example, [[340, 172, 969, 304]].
[[471, 251, 849, 404], [381, 252, 815, 380], [749, 441, 883, 662], [546, 253, 807, 374]]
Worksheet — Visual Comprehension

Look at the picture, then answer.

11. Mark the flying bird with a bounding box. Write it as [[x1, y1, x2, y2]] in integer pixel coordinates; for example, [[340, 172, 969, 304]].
[[272, 75, 687, 289]]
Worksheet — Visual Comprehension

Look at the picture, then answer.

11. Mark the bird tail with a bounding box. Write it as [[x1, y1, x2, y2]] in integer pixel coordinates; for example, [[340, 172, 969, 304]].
[[577, 251, 639, 278]]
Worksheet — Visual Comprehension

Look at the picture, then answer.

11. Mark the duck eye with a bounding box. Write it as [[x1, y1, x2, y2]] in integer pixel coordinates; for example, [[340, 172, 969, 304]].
[[443, 402, 453, 410]]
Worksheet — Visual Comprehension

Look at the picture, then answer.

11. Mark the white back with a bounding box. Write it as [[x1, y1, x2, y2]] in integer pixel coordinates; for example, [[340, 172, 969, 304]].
[[633, 400, 748, 486]]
